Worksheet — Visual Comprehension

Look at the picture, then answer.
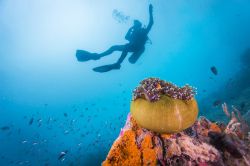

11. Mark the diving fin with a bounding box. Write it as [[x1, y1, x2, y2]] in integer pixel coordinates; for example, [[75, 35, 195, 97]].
[[93, 64, 121, 73], [76, 50, 100, 62]]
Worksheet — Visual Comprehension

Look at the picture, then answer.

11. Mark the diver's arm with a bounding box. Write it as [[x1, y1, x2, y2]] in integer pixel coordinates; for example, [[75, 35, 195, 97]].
[[146, 4, 153, 34], [125, 27, 133, 41]]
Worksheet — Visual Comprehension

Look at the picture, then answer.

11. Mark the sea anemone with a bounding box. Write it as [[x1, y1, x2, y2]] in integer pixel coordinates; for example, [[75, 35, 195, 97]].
[[130, 78, 198, 133]]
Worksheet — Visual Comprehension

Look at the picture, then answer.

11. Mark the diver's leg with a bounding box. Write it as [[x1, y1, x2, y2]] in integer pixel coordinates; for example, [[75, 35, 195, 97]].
[[100, 50, 129, 70], [98, 45, 125, 57], [116, 50, 129, 65], [128, 47, 145, 64], [76, 45, 125, 62], [92, 50, 129, 72], [92, 45, 130, 72], [101, 49, 129, 70]]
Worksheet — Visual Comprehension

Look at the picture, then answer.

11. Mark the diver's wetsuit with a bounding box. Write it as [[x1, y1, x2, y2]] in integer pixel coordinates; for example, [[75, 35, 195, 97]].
[[97, 9, 153, 66]]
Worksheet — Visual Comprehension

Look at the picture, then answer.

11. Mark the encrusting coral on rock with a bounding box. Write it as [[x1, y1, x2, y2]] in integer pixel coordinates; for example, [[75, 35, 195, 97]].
[[103, 112, 250, 166], [102, 78, 250, 166]]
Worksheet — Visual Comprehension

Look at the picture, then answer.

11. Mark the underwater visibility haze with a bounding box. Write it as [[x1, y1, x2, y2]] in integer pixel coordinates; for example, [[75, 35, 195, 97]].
[[1, 0, 250, 165]]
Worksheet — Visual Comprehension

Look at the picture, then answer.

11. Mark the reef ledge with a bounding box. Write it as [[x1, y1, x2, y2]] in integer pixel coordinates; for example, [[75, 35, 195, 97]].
[[102, 111, 250, 166]]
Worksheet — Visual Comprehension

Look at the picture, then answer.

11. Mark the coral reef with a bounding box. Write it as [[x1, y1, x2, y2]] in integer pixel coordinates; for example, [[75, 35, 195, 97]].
[[103, 111, 250, 166], [131, 78, 198, 133], [103, 78, 250, 165]]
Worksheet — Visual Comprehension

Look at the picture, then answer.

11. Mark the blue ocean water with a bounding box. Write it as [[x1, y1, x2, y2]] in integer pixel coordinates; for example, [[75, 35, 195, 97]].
[[0, 0, 250, 165]]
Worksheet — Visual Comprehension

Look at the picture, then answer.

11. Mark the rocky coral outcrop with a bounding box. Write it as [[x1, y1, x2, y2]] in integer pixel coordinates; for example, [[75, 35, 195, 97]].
[[102, 113, 250, 166]]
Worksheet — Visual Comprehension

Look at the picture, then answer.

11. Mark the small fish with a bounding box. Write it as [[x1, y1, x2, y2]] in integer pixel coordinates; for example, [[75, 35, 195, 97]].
[[70, 119, 76, 125], [240, 102, 245, 110], [64, 130, 69, 135], [29, 118, 34, 125], [58, 150, 68, 160], [1, 126, 10, 131], [210, 66, 218, 75], [18, 161, 24, 165], [32, 142, 38, 145], [63, 113, 68, 117], [47, 117, 52, 124], [213, 100, 222, 107], [22, 140, 28, 144], [37, 119, 42, 127]]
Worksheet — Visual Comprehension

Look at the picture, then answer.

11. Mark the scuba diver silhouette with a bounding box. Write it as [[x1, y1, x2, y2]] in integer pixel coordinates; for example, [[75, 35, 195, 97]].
[[76, 4, 154, 73]]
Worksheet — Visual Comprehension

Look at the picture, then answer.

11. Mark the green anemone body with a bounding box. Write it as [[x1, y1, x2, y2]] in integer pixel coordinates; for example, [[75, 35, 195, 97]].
[[130, 95, 198, 134]]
